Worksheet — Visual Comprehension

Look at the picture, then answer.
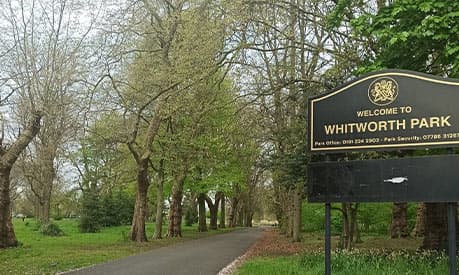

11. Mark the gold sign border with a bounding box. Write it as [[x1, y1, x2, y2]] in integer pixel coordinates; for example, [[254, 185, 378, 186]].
[[310, 72, 459, 152]]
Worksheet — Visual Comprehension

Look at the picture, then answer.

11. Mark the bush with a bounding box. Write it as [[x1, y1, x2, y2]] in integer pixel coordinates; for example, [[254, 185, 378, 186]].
[[79, 188, 134, 232], [79, 215, 101, 233], [79, 191, 102, 233], [100, 189, 134, 227], [40, 223, 64, 236]]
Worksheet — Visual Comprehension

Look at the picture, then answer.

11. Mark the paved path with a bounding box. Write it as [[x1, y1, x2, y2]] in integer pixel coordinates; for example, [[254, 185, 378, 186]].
[[61, 228, 262, 275]]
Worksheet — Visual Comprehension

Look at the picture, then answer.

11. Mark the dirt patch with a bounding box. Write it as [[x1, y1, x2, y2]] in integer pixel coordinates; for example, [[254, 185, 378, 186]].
[[218, 228, 304, 275], [245, 228, 306, 257]]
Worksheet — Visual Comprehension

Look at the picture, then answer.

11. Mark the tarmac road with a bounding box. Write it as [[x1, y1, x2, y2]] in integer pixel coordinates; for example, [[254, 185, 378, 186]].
[[60, 228, 262, 275]]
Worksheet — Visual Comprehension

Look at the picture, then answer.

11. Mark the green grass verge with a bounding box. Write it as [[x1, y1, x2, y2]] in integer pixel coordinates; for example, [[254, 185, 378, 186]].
[[237, 250, 450, 275], [1, 218, 234, 275]]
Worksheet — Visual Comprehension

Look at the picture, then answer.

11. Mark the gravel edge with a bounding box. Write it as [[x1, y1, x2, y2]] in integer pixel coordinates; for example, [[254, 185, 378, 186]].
[[216, 249, 251, 275]]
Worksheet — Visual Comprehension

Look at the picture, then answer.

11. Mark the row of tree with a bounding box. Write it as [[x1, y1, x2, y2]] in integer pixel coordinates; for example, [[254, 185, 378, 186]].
[[1, 0, 458, 251], [0, 0, 271, 248]]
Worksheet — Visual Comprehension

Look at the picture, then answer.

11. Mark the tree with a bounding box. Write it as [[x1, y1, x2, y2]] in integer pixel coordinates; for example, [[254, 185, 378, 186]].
[[197, 193, 207, 232], [391, 203, 409, 239], [103, 0, 238, 241], [0, 0, 102, 229], [0, 0, 98, 247], [0, 113, 43, 248], [231, 0, 340, 241], [152, 159, 165, 239], [204, 192, 222, 230]]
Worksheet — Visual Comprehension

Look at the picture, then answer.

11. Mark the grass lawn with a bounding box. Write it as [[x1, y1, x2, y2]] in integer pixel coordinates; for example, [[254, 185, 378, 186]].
[[237, 231, 451, 275], [0, 218, 234, 275], [237, 252, 449, 275]]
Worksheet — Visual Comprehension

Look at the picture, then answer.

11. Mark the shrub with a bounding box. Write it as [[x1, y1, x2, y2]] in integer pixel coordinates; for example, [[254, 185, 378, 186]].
[[79, 191, 102, 233], [100, 189, 134, 227], [53, 215, 64, 221], [40, 223, 64, 236]]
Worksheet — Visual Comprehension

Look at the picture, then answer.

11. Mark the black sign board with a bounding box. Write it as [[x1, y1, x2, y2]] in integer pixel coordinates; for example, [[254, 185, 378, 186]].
[[308, 155, 459, 203], [309, 70, 459, 153], [307, 70, 459, 275]]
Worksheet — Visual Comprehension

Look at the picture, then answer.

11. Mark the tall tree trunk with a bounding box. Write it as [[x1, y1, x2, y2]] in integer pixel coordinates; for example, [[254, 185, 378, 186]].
[[391, 202, 409, 238], [127, 112, 162, 242], [0, 168, 17, 248], [286, 189, 294, 237], [413, 203, 426, 237], [0, 112, 43, 248], [167, 173, 186, 238], [130, 162, 149, 242], [340, 203, 349, 249], [153, 160, 165, 239], [39, 198, 51, 224], [292, 183, 303, 242], [198, 193, 207, 232], [244, 211, 253, 227], [208, 203, 218, 230], [349, 203, 358, 249], [237, 206, 244, 227], [36, 152, 56, 225], [278, 191, 290, 234], [422, 203, 448, 250], [340, 203, 359, 250], [228, 196, 238, 228], [219, 194, 225, 228], [204, 193, 221, 230]]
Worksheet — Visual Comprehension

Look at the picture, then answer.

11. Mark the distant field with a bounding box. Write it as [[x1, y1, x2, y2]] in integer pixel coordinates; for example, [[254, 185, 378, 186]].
[[0, 218, 234, 275]]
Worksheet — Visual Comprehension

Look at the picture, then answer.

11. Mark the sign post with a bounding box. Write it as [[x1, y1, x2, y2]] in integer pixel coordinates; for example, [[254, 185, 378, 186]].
[[325, 203, 331, 275], [308, 70, 459, 274], [448, 202, 457, 275]]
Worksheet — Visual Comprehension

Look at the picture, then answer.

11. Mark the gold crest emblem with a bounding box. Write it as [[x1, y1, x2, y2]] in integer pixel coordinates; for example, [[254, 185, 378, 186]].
[[368, 77, 398, 106]]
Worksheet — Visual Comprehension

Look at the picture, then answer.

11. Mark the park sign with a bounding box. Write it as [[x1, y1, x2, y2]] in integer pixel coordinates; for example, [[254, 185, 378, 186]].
[[308, 69, 459, 275], [308, 69, 459, 153]]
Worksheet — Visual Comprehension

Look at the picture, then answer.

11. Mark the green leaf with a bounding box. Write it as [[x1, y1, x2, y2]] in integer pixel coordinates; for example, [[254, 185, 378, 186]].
[[419, 2, 433, 12], [447, 11, 459, 18], [446, 46, 459, 56]]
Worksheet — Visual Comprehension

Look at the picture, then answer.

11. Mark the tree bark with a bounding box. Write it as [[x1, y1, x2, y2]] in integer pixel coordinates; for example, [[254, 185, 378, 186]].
[[244, 211, 253, 227], [167, 173, 186, 238], [340, 203, 359, 250], [237, 205, 244, 227], [153, 160, 165, 239], [128, 111, 162, 242], [228, 196, 238, 228], [198, 193, 207, 232], [413, 203, 426, 237], [292, 182, 303, 242], [421, 203, 448, 250], [391, 202, 409, 239], [130, 161, 149, 242], [39, 198, 51, 224], [22, 139, 58, 226], [0, 168, 17, 248], [204, 193, 221, 230], [0, 112, 42, 248], [286, 190, 294, 237], [219, 194, 225, 228]]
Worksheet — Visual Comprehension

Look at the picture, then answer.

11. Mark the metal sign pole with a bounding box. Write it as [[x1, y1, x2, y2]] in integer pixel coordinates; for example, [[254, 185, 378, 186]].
[[325, 203, 331, 275], [448, 202, 457, 275]]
